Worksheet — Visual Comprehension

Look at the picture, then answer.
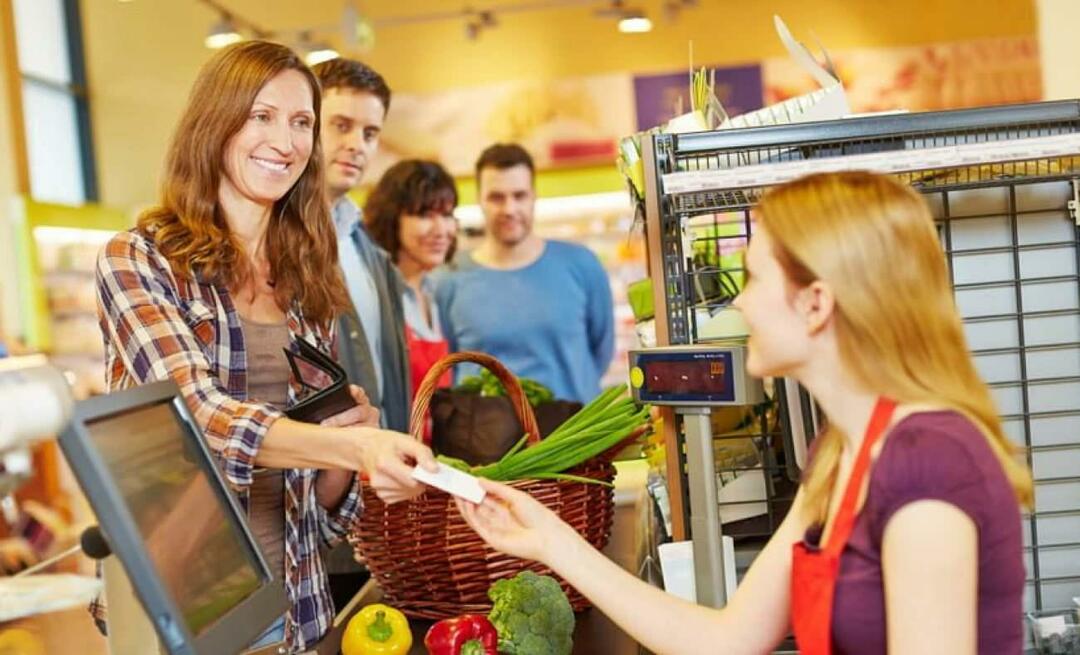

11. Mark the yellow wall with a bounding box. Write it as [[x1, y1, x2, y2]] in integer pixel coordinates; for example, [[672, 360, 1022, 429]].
[[0, 0, 26, 340], [81, 0, 1036, 211], [356, 0, 1036, 93]]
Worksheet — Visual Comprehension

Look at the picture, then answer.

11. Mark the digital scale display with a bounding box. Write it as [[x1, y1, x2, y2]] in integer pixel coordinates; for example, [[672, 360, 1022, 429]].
[[630, 349, 741, 405], [643, 358, 731, 394]]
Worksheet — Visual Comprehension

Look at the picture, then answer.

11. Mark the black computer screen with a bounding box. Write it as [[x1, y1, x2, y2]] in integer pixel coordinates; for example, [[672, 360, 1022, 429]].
[[84, 400, 262, 636]]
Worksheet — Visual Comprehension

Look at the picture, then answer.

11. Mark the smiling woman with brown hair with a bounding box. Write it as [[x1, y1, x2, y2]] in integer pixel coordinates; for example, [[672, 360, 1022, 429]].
[[363, 159, 459, 407], [137, 43, 343, 326], [94, 41, 436, 652]]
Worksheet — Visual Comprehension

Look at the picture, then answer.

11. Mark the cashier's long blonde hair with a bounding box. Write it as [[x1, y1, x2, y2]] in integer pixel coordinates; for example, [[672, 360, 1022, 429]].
[[757, 171, 1033, 522]]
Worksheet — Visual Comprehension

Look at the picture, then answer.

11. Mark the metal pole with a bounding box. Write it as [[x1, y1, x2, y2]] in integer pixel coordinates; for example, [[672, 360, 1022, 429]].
[[679, 407, 727, 608]]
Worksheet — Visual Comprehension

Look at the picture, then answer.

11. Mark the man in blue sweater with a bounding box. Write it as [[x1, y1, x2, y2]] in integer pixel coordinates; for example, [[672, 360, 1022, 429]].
[[436, 144, 614, 403]]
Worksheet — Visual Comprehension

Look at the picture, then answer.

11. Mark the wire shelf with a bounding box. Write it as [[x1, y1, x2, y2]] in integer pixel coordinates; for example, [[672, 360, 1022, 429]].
[[647, 100, 1080, 613]]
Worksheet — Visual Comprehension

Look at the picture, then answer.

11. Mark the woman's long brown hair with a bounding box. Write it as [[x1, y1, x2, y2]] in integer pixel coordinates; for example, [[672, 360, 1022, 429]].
[[138, 40, 348, 325]]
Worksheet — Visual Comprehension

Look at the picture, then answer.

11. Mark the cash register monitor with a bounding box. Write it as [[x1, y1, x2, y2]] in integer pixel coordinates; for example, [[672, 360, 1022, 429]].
[[59, 380, 287, 655]]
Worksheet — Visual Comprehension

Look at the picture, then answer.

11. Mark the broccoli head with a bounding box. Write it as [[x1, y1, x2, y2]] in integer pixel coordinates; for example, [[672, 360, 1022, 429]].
[[488, 570, 574, 655]]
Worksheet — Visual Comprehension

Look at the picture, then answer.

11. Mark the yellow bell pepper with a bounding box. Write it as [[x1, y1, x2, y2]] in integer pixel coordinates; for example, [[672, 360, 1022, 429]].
[[0, 628, 45, 655], [341, 603, 413, 655]]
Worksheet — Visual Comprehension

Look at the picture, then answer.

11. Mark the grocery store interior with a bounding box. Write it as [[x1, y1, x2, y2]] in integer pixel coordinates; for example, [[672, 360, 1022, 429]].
[[3, 0, 1080, 653]]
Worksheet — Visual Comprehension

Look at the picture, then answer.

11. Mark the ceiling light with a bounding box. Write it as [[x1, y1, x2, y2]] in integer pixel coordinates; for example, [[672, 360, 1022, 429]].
[[464, 9, 496, 41], [205, 16, 243, 49], [663, 0, 699, 21], [298, 30, 338, 65], [618, 14, 652, 33], [305, 45, 339, 66]]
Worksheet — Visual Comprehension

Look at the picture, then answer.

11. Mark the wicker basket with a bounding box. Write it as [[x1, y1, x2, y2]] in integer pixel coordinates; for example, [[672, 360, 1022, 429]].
[[350, 352, 619, 619]]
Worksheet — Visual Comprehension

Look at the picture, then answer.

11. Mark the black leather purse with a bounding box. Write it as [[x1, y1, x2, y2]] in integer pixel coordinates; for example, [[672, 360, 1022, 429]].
[[283, 338, 356, 423]]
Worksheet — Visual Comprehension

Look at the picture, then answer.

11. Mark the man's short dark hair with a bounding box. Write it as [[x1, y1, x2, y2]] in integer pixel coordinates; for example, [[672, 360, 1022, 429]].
[[312, 58, 391, 112], [474, 143, 535, 186]]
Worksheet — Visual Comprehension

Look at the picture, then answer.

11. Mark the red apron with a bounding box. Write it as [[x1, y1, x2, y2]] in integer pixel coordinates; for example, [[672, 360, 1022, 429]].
[[790, 397, 897, 655], [405, 324, 451, 397], [404, 324, 451, 444]]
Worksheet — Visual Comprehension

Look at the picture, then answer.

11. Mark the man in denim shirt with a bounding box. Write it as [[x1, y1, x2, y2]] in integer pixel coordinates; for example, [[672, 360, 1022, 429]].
[[312, 58, 411, 612]]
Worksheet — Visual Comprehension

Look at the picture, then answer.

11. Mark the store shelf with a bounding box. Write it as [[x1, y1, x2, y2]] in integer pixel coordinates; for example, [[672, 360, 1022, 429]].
[[643, 100, 1080, 616], [9, 198, 131, 399]]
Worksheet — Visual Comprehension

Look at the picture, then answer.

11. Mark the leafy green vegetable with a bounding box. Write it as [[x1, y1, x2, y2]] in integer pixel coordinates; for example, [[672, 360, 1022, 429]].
[[456, 369, 554, 407], [456, 375, 485, 395], [488, 571, 573, 655], [519, 378, 555, 407]]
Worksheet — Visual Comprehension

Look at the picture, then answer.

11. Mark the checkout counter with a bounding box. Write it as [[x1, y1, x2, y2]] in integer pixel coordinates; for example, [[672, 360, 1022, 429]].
[[320, 459, 656, 655], [10, 358, 659, 655]]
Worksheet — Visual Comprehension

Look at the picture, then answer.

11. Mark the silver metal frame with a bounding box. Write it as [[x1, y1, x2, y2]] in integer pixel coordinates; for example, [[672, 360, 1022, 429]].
[[679, 407, 727, 608], [628, 344, 766, 608]]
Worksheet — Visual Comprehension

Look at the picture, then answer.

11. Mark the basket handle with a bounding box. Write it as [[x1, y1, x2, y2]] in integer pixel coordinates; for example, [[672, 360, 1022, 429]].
[[409, 351, 542, 445]]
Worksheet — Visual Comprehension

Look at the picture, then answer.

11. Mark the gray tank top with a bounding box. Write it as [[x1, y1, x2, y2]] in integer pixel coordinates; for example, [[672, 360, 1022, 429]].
[[240, 315, 290, 582]]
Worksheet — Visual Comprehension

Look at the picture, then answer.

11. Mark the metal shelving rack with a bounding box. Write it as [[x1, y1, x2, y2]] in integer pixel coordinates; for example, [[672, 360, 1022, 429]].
[[643, 99, 1080, 614]]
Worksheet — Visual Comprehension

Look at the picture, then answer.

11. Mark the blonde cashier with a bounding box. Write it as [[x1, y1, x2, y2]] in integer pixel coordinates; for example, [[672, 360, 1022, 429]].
[[458, 171, 1031, 655]]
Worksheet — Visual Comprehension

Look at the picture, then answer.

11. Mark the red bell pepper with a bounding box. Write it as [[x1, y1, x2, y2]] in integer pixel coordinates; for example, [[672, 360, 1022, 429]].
[[423, 614, 498, 655]]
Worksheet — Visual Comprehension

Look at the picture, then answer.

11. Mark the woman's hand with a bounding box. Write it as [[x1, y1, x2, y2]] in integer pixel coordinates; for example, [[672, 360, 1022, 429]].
[[357, 429, 438, 504], [455, 479, 580, 566], [314, 386, 379, 510], [320, 385, 380, 428]]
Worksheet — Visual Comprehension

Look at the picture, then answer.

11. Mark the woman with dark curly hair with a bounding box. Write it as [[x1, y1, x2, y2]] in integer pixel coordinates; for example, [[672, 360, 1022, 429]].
[[364, 160, 459, 404]]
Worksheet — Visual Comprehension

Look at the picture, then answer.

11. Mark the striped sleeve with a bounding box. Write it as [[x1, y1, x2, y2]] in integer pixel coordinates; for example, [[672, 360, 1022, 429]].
[[95, 230, 281, 490], [312, 327, 364, 547], [315, 473, 363, 548]]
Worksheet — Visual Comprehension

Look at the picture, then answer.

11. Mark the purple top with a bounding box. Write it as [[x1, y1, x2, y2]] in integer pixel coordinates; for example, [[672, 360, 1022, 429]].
[[802, 411, 1025, 654]]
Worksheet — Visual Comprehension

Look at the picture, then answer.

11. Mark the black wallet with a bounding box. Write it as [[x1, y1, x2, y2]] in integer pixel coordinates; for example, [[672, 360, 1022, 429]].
[[283, 338, 357, 423]]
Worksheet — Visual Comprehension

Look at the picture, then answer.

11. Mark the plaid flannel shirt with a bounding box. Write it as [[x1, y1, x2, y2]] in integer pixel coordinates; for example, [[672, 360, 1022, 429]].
[[92, 228, 363, 652]]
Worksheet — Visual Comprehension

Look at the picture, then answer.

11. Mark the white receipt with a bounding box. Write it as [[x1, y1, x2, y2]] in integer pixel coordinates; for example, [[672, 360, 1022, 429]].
[[411, 463, 487, 504]]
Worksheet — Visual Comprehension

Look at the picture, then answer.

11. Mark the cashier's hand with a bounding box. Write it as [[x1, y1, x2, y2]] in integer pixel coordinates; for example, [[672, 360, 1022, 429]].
[[456, 479, 579, 566], [358, 430, 438, 504], [320, 385, 380, 429]]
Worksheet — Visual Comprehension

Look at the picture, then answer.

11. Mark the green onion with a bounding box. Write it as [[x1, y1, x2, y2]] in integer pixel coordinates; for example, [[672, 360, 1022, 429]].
[[470, 385, 651, 483]]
